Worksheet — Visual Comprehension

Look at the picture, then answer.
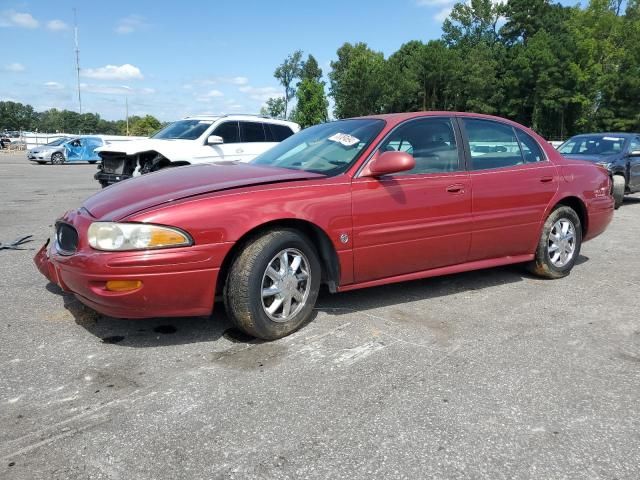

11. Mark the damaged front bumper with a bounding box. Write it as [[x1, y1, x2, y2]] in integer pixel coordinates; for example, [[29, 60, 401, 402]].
[[34, 211, 228, 318]]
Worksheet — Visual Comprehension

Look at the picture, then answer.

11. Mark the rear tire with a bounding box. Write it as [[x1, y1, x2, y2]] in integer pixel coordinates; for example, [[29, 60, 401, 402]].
[[527, 205, 582, 279], [224, 229, 321, 340], [612, 175, 625, 209]]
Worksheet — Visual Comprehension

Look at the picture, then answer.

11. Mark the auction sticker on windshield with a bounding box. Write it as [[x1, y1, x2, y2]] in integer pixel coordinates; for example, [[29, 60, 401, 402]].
[[328, 133, 360, 147]]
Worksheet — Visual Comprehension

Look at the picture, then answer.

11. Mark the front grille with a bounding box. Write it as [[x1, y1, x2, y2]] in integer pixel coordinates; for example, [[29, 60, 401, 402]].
[[100, 152, 127, 174], [55, 222, 79, 255]]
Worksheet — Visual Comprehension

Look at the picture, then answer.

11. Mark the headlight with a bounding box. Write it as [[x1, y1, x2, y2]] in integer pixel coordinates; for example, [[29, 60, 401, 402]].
[[597, 162, 613, 170], [87, 222, 192, 251]]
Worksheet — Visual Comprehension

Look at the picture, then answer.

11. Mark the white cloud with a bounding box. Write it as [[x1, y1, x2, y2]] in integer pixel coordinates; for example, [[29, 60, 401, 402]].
[[115, 15, 147, 34], [0, 11, 39, 29], [3, 62, 25, 72], [44, 81, 65, 90], [238, 85, 283, 102], [196, 89, 225, 103], [434, 6, 453, 22], [82, 64, 144, 81], [46, 19, 68, 31], [80, 83, 154, 95], [230, 76, 249, 86]]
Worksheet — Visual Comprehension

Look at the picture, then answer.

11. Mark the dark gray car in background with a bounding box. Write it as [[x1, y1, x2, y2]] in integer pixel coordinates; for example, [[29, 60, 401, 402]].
[[558, 133, 640, 208]]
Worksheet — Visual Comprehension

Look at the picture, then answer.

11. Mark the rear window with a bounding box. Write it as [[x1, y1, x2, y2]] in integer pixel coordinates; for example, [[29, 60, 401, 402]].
[[268, 124, 295, 142]]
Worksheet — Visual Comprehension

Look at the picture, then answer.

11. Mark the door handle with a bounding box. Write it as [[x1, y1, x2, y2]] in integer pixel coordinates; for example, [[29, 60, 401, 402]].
[[236, 148, 244, 154], [540, 176, 554, 183], [446, 184, 465, 194]]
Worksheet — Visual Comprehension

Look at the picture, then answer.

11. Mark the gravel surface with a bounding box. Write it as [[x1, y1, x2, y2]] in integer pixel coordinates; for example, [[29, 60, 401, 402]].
[[1, 153, 639, 479]]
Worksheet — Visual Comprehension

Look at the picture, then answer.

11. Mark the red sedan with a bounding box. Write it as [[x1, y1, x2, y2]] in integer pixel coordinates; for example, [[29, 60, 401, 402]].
[[35, 112, 614, 339]]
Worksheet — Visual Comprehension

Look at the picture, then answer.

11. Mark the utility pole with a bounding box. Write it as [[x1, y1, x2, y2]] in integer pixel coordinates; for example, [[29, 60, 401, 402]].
[[125, 97, 129, 135], [73, 8, 82, 115]]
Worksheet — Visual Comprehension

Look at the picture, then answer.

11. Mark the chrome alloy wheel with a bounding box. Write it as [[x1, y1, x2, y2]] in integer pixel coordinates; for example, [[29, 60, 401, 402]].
[[548, 219, 576, 267], [261, 248, 311, 322]]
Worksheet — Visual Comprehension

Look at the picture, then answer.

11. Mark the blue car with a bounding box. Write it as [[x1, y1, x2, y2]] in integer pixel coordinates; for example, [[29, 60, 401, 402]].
[[558, 132, 640, 208], [27, 136, 105, 165]]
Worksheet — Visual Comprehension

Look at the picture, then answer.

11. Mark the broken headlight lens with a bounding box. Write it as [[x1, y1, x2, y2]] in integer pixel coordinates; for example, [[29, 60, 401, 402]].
[[87, 222, 192, 251]]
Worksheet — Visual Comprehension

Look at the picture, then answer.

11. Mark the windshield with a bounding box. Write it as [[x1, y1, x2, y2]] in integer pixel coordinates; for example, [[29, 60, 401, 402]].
[[558, 135, 627, 157], [152, 119, 215, 140], [251, 119, 385, 175], [45, 137, 69, 147]]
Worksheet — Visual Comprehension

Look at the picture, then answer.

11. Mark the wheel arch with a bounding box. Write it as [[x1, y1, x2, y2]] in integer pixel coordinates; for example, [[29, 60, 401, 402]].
[[215, 218, 340, 297], [554, 196, 588, 237]]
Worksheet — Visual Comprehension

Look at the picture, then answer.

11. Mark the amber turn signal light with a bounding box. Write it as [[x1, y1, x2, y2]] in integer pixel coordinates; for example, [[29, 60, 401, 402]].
[[105, 280, 142, 292]]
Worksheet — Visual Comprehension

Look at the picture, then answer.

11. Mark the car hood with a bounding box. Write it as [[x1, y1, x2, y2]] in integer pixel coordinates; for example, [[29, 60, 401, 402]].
[[83, 163, 325, 220], [95, 138, 195, 160]]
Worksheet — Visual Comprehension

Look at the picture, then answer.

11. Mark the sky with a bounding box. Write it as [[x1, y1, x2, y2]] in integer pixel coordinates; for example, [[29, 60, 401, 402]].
[[0, 0, 578, 122]]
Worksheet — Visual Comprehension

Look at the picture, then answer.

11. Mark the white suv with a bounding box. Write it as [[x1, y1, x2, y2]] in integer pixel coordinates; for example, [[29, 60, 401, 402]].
[[95, 114, 300, 187]]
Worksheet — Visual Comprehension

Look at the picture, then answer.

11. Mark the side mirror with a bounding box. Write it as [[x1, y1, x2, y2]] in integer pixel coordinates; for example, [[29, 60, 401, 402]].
[[629, 150, 640, 157], [363, 150, 415, 177], [207, 135, 224, 145]]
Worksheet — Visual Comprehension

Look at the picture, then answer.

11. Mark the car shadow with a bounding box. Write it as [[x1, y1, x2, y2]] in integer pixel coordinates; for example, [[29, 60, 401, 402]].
[[315, 257, 590, 316], [45, 282, 235, 348], [44, 256, 589, 346], [623, 195, 640, 205]]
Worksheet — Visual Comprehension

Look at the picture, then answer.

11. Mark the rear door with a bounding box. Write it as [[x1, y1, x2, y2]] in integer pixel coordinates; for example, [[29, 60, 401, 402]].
[[459, 117, 559, 261], [351, 116, 472, 283], [239, 121, 275, 162]]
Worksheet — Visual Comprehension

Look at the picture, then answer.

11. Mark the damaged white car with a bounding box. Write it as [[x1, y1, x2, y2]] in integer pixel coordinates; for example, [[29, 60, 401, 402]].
[[94, 114, 300, 187]]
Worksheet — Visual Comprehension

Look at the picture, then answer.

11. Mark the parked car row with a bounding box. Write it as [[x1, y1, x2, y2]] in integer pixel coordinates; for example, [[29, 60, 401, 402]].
[[26, 136, 105, 164], [35, 112, 615, 341], [94, 114, 299, 187]]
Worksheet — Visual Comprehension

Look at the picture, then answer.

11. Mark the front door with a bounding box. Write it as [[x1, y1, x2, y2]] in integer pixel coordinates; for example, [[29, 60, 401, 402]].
[[627, 136, 640, 192], [194, 121, 243, 162], [351, 117, 472, 283], [459, 117, 559, 261]]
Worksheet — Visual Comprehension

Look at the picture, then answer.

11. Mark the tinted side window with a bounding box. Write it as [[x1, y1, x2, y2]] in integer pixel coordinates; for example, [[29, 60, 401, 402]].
[[212, 122, 239, 143], [240, 122, 267, 142], [463, 119, 523, 170], [515, 129, 545, 163], [268, 124, 295, 142], [629, 137, 640, 152], [379, 118, 460, 175]]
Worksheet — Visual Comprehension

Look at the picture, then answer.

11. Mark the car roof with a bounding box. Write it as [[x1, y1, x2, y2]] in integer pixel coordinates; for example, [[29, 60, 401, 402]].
[[353, 111, 541, 134], [567, 132, 638, 138], [183, 114, 299, 129]]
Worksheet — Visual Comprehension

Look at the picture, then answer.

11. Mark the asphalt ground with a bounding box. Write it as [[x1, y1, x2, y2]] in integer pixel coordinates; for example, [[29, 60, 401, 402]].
[[1, 152, 639, 479]]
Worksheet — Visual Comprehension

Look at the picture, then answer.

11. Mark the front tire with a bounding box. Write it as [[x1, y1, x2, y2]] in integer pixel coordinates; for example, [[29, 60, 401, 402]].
[[527, 205, 582, 279], [612, 175, 625, 209], [224, 229, 321, 340], [51, 152, 65, 165]]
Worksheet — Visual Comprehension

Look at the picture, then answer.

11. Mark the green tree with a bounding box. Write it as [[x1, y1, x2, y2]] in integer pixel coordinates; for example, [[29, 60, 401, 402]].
[[274, 50, 303, 118], [129, 115, 162, 136], [260, 97, 286, 119], [329, 42, 386, 118], [0, 101, 38, 130], [293, 55, 329, 128]]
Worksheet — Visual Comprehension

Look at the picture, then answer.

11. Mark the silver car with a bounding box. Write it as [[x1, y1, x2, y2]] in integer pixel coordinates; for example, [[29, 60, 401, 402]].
[[27, 136, 105, 165]]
